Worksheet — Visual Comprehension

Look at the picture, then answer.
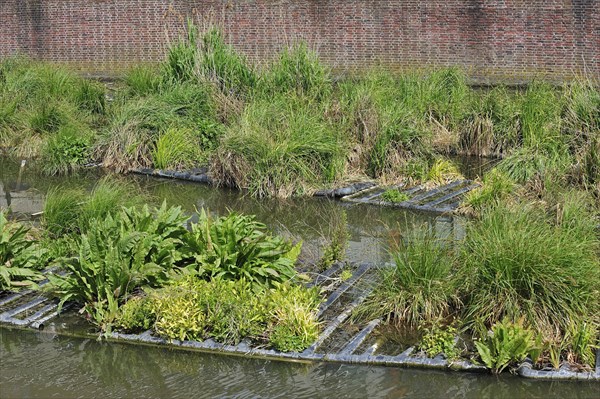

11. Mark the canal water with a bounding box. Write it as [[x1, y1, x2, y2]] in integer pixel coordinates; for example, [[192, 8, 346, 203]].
[[1, 158, 598, 398]]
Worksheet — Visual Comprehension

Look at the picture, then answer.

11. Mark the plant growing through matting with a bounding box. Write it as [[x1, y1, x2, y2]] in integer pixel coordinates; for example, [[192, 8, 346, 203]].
[[474, 318, 541, 374], [418, 325, 460, 360], [355, 227, 459, 327], [380, 188, 410, 203], [182, 210, 300, 289], [48, 203, 189, 331]]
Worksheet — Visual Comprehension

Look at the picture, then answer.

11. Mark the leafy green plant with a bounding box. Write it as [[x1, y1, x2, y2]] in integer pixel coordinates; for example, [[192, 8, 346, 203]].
[[356, 227, 459, 327], [475, 319, 540, 374], [0, 212, 43, 291], [419, 325, 460, 360], [380, 188, 410, 203], [339, 268, 353, 282], [48, 203, 189, 331], [182, 210, 299, 289], [42, 125, 92, 175]]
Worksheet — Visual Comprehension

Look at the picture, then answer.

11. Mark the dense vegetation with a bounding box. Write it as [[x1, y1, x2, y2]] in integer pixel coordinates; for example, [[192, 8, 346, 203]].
[[1, 178, 320, 352], [0, 22, 598, 374], [1, 23, 598, 199]]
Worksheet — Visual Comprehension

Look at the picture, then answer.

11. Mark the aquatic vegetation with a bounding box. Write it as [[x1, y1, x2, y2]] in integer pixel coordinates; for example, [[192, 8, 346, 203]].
[[356, 227, 459, 327], [152, 127, 203, 170], [380, 188, 410, 203], [460, 203, 600, 340], [0, 212, 44, 291], [146, 276, 320, 350], [212, 94, 346, 197], [182, 210, 299, 289], [48, 203, 189, 331], [474, 319, 541, 374], [418, 325, 460, 360], [317, 210, 349, 271]]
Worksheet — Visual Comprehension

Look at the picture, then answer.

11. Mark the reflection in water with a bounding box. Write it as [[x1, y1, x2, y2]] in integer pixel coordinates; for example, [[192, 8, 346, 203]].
[[0, 158, 465, 264], [1, 327, 598, 399], [0, 158, 597, 399]]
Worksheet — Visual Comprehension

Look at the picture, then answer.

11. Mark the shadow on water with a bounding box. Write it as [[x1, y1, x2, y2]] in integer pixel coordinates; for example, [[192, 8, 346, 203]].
[[1, 327, 598, 399]]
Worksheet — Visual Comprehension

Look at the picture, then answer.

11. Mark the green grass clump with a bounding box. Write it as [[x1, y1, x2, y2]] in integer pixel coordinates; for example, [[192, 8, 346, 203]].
[[460, 203, 600, 340], [42, 177, 145, 237], [0, 58, 104, 159], [356, 227, 459, 328], [42, 186, 86, 238], [212, 95, 346, 197], [198, 28, 257, 95], [464, 168, 515, 210], [152, 127, 203, 170], [258, 42, 331, 100], [98, 80, 219, 172], [124, 65, 163, 96], [497, 145, 572, 184]]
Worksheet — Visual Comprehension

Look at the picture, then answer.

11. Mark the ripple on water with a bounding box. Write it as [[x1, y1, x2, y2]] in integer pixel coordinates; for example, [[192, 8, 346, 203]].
[[2, 328, 599, 399]]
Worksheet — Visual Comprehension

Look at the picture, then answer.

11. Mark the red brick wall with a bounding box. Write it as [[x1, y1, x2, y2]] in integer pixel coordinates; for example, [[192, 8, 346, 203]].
[[1, 1, 598, 81]]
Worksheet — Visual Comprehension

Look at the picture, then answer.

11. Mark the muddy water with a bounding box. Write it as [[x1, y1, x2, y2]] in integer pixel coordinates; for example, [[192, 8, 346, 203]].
[[2, 157, 597, 399], [2, 327, 598, 399], [0, 158, 464, 264]]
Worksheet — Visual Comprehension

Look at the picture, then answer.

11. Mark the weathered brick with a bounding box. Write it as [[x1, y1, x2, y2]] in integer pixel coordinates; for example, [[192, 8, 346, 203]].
[[0, 0, 597, 81]]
